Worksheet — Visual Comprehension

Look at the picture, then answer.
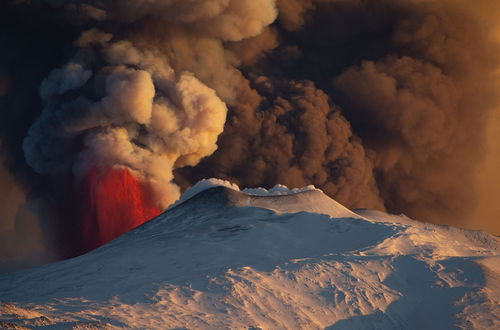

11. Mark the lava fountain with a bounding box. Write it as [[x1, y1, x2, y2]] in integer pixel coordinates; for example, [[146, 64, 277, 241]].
[[80, 166, 161, 251]]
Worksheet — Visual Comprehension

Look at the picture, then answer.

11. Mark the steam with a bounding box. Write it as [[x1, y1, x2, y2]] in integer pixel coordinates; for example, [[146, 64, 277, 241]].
[[1, 0, 500, 270]]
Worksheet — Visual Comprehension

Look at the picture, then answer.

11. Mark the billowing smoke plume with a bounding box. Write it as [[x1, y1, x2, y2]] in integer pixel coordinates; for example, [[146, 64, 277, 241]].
[[178, 0, 500, 227], [23, 0, 280, 250], [0, 0, 277, 260], [1, 0, 500, 270], [177, 77, 385, 210], [25, 31, 228, 208], [330, 0, 500, 224]]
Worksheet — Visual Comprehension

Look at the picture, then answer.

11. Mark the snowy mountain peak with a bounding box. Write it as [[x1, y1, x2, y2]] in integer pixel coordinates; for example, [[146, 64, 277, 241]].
[[169, 178, 356, 219], [0, 180, 499, 329]]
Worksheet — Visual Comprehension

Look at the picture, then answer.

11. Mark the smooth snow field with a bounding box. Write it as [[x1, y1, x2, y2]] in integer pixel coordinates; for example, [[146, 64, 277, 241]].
[[0, 179, 499, 329]]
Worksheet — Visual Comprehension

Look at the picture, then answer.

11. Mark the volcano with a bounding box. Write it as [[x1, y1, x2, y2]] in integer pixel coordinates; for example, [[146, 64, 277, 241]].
[[0, 180, 499, 329]]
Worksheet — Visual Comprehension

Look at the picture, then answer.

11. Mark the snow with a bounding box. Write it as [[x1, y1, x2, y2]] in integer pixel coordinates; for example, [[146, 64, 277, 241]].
[[0, 181, 499, 329], [168, 178, 241, 209], [242, 184, 320, 196], [170, 178, 321, 209]]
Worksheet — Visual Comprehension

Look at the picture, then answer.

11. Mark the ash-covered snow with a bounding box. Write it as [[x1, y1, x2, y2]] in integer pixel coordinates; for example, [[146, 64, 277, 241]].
[[0, 180, 499, 329]]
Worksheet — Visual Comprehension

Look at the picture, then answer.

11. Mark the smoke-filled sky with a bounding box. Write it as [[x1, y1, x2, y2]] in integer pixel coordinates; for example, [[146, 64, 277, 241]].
[[1, 0, 499, 272]]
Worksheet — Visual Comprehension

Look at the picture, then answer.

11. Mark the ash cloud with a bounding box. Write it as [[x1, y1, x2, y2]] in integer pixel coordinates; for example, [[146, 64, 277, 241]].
[[330, 0, 500, 224], [181, 0, 500, 226], [1, 0, 500, 270], [177, 76, 384, 210], [21, 0, 279, 211], [0, 0, 277, 263]]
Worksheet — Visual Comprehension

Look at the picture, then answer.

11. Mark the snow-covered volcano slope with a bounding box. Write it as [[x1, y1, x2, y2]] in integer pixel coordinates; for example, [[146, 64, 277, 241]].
[[0, 180, 499, 329]]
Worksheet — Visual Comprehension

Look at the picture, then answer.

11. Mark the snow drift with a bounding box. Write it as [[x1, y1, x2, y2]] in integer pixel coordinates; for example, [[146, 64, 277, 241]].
[[0, 179, 499, 329]]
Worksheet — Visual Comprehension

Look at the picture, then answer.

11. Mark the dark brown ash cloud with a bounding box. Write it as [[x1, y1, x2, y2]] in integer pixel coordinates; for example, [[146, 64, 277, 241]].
[[181, 0, 500, 227], [176, 76, 385, 210], [1, 0, 500, 271]]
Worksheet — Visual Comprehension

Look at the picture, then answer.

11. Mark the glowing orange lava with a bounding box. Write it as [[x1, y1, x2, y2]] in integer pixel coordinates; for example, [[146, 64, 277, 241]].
[[81, 167, 161, 251]]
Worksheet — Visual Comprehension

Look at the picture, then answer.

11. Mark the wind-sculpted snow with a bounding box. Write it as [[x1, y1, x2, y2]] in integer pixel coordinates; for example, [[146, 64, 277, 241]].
[[0, 182, 499, 329]]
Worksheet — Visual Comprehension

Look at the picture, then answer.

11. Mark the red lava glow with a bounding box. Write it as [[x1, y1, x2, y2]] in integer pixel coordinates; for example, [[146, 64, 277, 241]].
[[81, 166, 161, 251]]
